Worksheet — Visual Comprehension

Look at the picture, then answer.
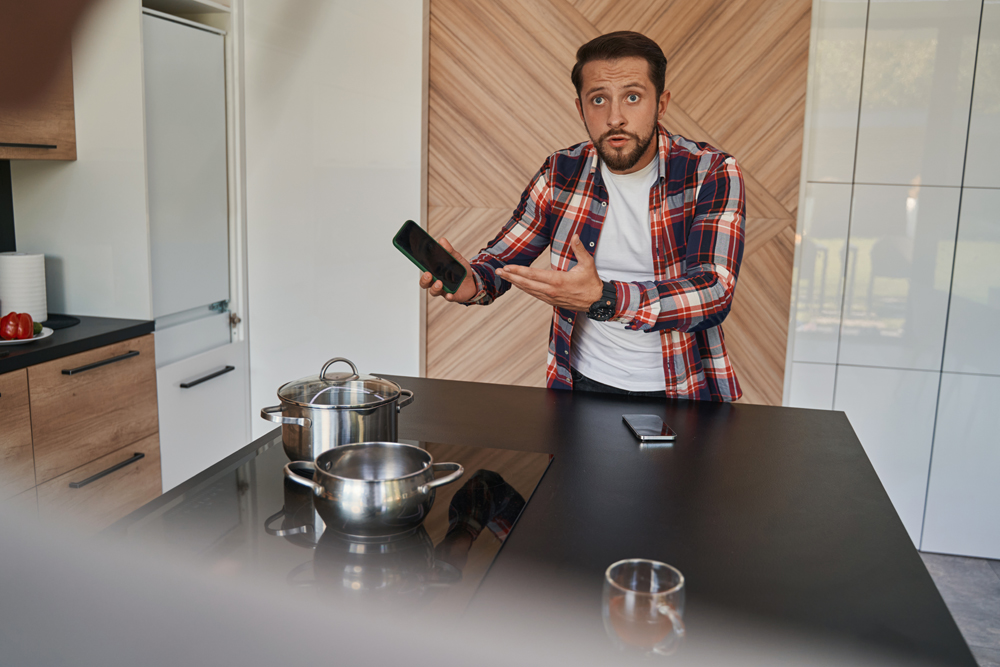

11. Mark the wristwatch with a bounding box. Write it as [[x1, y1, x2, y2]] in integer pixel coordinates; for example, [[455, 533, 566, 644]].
[[587, 281, 617, 321]]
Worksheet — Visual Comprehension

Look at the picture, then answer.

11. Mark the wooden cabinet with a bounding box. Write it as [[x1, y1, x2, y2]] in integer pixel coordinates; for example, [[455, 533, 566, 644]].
[[38, 433, 161, 530], [30, 335, 158, 483], [0, 369, 36, 499], [0, 49, 77, 161], [0, 334, 161, 533]]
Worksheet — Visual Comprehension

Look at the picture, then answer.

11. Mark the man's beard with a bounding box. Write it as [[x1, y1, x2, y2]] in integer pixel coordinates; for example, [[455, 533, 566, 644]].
[[591, 125, 656, 172]]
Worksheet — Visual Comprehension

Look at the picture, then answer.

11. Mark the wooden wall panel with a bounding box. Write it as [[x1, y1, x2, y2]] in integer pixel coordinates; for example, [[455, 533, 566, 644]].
[[427, 0, 810, 405]]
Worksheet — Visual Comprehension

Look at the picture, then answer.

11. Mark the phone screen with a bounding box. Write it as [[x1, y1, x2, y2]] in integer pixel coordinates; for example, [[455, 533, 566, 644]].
[[622, 414, 677, 441], [393, 220, 468, 294]]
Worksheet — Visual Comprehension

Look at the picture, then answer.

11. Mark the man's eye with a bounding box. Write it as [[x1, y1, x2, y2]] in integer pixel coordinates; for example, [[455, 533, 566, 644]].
[[627, 94, 639, 103], [593, 96, 605, 105]]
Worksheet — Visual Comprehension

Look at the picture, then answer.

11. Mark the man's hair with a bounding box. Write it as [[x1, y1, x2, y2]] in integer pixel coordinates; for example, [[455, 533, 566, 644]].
[[571, 31, 668, 99]]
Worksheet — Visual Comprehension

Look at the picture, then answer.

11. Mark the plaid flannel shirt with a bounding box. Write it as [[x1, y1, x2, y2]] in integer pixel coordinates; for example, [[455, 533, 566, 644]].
[[467, 124, 745, 401]]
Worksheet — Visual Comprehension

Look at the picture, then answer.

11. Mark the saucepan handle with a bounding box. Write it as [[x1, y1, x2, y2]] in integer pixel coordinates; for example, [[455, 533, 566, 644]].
[[397, 389, 414, 412], [418, 462, 464, 494], [284, 461, 323, 497], [264, 508, 311, 537], [261, 405, 311, 427]]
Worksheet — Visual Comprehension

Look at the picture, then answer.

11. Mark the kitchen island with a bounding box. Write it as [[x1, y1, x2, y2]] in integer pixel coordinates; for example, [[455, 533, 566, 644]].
[[109, 375, 975, 665]]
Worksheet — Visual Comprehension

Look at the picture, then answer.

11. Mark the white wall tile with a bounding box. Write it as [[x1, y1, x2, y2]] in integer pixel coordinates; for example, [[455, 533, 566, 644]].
[[787, 362, 836, 409], [963, 2, 1000, 188], [943, 188, 1000, 375], [922, 373, 1000, 559], [245, 0, 423, 439], [838, 184, 959, 371], [854, 0, 980, 187], [834, 365, 939, 545], [804, 0, 869, 183], [792, 183, 853, 363]]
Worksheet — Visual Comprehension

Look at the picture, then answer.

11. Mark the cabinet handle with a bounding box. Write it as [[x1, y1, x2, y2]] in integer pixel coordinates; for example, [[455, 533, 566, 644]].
[[62, 350, 139, 375], [68, 453, 145, 489], [180, 365, 235, 389], [0, 142, 57, 149]]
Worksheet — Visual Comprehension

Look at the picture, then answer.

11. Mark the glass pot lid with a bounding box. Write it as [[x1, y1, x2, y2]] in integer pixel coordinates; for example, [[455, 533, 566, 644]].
[[277, 357, 401, 409]]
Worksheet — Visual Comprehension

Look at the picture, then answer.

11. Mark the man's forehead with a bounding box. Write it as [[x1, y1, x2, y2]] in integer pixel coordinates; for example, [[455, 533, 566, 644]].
[[580, 56, 653, 90]]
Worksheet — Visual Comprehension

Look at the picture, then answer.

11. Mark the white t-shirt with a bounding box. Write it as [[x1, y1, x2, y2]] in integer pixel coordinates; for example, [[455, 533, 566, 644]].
[[570, 157, 665, 391]]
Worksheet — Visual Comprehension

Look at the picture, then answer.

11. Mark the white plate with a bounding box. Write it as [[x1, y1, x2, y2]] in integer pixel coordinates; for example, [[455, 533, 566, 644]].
[[0, 326, 54, 345]]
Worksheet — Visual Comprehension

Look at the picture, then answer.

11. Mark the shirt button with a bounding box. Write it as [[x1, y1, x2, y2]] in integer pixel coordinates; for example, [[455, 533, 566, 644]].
[[589, 242, 594, 247], [601, 202, 607, 207]]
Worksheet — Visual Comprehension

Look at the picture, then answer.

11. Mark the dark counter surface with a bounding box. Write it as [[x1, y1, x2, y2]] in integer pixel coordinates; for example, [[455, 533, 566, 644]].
[[0, 314, 154, 374], [112, 374, 975, 665]]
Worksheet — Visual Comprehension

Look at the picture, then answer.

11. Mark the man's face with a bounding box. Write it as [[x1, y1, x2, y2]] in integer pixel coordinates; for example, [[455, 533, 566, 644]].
[[575, 56, 670, 174]]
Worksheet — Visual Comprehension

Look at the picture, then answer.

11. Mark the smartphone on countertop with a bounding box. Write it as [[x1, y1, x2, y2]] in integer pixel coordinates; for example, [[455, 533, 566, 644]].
[[622, 414, 677, 443], [393, 220, 468, 294]]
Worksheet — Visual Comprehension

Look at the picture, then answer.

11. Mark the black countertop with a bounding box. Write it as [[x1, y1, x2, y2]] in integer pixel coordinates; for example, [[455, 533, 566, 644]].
[[0, 315, 154, 374], [111, 374, 975, 665]]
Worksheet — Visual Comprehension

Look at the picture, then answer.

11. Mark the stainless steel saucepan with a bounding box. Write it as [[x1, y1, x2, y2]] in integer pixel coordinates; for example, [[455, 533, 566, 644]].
[[261, 357, 414, 461], [284, 442, 464, 537]]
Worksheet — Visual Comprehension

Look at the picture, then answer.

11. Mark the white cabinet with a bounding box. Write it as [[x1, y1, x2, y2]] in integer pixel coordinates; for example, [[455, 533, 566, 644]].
[[803, 0, 868, 183], [853, 0, 980, 187], [963, 2, 1000, 188], [834, 365, 939, 545], [143, 12, 230, 319], [922, 373, 1000, 559], [942, 188, 1000, 376], [156, 340, 249, 492], [793, 183, 853, 363], [837, 185, 959, 371], [787, 362, 836, 410]]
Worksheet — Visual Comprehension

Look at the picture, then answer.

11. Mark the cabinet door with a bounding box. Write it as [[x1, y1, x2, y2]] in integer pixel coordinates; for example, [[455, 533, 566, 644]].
[[143, 13, 229, 318], [0, 48, 76, 161], [0, 369, 36, 499], [157, 340, 248, 492], [921, 373, 1000, 559], [37, 434, 161, 534], [29, 335, 159, 483]]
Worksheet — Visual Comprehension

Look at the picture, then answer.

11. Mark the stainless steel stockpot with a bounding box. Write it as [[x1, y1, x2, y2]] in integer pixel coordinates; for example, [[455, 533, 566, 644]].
[[283, 442, 464, 538], [261, 357, 414, 461]]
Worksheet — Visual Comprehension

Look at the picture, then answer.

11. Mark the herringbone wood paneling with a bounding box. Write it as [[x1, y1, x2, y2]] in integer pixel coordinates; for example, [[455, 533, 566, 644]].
[[427, 0, 809, 405]]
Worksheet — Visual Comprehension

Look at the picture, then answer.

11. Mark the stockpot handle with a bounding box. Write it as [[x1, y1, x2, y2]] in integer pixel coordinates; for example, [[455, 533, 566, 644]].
[[320, 357, 359, 381], [418, 462, 464, 495], [261, 405, 311, 427], [397, 389, 414, 412], [284, 461, 323, 497]]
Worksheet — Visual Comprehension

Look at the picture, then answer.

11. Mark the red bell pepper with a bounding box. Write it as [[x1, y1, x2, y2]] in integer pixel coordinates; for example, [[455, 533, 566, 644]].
[[0, 312, 18, 340], [16, 313, 34, 339]]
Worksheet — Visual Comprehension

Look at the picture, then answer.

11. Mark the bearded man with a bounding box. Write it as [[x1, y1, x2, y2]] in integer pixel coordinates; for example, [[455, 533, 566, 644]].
[[420, 31, 746, 401]]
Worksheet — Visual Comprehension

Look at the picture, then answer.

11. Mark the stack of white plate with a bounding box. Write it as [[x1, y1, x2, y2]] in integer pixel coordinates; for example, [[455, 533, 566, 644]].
[[0, 252, 47, 321]]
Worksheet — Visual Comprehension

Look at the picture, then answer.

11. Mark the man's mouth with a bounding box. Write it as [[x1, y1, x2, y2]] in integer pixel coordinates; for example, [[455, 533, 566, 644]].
[[604, 134, 633, 150]]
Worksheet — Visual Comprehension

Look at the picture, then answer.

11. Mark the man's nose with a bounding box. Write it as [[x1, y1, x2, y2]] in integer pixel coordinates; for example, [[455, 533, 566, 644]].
[[607, 99, 626, 128]]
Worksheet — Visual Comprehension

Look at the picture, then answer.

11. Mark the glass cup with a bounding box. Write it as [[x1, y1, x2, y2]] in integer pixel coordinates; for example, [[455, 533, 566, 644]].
[[602, 558, 686, 656]]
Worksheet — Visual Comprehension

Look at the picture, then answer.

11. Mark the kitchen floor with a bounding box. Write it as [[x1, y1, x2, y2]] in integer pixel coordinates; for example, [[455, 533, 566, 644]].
[[920, 552, 1000, 667]]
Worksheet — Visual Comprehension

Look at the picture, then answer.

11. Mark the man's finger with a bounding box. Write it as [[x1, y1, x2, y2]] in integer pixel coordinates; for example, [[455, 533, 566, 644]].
[[500, 265, 561, 285], [570, 234, 593, 266], [503, 271, 556, 297]]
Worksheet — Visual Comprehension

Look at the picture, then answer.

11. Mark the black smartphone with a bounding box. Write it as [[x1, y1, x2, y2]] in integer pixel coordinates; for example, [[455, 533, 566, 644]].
[[393, 220, 468, 294], [622, 414, 677, 442]]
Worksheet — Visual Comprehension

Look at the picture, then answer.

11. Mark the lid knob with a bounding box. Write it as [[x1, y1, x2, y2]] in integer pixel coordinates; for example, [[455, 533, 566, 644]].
[[319, 357, 360, 383]]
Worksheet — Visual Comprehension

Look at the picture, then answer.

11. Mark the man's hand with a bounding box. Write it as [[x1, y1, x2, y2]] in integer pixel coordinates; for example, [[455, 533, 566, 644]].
[[419, 237, 479, 303], [496, 235, 604, 311]]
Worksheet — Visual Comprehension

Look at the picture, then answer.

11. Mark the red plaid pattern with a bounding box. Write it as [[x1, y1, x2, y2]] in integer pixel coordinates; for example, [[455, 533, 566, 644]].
[[466, 124, 745, 401]]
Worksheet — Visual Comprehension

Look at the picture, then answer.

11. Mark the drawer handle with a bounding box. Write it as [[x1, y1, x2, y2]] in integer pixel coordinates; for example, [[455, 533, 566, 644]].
[[68, 452, 145, 489], [180, 365, 236, 389], [0, 142, 57, 149], [62, 350, 140, 375]]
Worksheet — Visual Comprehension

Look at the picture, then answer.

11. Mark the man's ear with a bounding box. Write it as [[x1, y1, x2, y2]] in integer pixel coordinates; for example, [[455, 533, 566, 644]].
[[658, 90, 671, 119], [575, 97, 584, 123]]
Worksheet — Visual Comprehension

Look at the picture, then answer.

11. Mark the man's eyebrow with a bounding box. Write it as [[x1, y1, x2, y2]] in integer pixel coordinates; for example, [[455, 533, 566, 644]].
[[584, 81, 649, 96]]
